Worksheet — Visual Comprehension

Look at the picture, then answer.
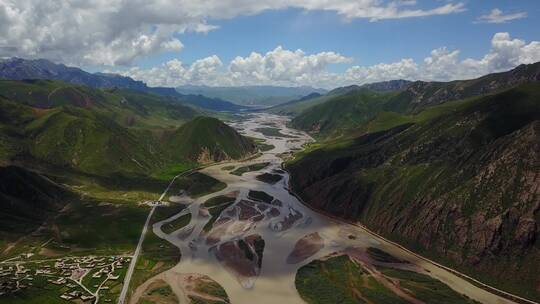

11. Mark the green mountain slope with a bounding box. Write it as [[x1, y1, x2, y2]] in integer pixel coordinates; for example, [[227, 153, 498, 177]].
[[267, 93, 331, 116], [0, 79, 255, 178], [0, 165, 68, 235], [289, 62, 540, 139], [0, 79, 255, 261], [0, 79, 200, 130], [286, 83, 540, 301], [290, 89, 394, 137], [0, 91, 167, 177], [384, 61, 540, 113], [0, 57, 245, 112], [164, 116, 255, 163]]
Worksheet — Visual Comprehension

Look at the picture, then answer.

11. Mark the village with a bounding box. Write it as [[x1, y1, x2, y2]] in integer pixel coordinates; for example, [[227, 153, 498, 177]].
[[0, 254, 131, 303]]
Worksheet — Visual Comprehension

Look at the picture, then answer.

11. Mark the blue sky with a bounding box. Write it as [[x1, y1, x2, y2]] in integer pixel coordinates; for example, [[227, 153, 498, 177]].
[[133, 1, 540, 72], [2, 0, 539, 88]]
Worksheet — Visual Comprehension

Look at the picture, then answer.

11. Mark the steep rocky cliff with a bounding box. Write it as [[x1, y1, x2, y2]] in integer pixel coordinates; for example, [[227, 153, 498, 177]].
[[287, 83, 540, 301]]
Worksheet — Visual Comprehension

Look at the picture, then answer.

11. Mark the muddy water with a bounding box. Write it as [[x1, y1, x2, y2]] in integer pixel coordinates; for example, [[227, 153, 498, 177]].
[[133, 113, 517, 304]]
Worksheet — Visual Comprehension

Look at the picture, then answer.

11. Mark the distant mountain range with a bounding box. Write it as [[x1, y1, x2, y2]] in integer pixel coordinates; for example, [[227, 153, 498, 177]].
[[328, 79, 412, 95], [286, 62, 540, 136], [269, 80, 413, 116], [0, 57, 244, 111], [176, 84, 327, 106]]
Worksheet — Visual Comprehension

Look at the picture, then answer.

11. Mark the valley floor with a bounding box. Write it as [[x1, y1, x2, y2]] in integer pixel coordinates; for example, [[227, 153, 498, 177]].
[[125, 113, 525, 304]]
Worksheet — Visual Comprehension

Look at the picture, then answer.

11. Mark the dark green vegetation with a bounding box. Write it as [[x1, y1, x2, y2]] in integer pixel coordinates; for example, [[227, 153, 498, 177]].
[[153, 162, 198, 182], [296, 255, 405, 304], [247, 190, 274, 204], [255, 172, 283, 184], [291, 88, 395, 137], [254, 127, 297, 138], [288, 82, 540, 300], [0, 166, 154, 258], [268, 93, 333, 116], [53, 199, 149, 254], [193, 279, 230, 302], [230, 162, 270, 175], [202, 194, 237, 232], [0, 79, 252, 264], [252, 137, 275, 152], [0, 166, 67, 250], [367, 247, 409, 264], [0, 79, 254, 177], [167, 172, 226, 199], [137, 280, 178, 304], [379, 267, 479, 304], [161, 213, 192, 234], [163, 116, 255, 163], [295, 254, 478, 304], [202, 195, 236, 208]]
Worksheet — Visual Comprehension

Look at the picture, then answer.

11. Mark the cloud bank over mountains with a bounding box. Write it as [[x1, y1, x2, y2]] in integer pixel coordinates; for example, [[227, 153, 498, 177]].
[[0, 1, 537, 88], [0, 0, 464, 66], [123, 33, 540, 89]]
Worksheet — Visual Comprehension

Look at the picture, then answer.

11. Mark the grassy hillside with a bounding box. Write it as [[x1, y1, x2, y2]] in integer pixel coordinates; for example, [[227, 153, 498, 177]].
[[296, 254, 479, 304], [0, 98, 164, 177], [163, 116, 255, 163], [287, 83, 540, 301], [0, 79, 200, 130], [0, 79, 254, 177], [290, 89, 394, 137], [287, 62, 540, 139], [267, 93, 333, 116], [0, 79, 255, 261], [384, 61, 540, 113], [0, 166, 67, 241]]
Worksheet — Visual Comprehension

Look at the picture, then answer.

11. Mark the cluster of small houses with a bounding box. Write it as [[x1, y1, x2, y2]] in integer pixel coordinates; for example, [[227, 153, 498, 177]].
[[0, 254, 130, 302]]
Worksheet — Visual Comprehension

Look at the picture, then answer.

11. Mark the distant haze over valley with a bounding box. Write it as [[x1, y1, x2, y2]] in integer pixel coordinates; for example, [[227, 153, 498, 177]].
[[176, 85, 327, 106]]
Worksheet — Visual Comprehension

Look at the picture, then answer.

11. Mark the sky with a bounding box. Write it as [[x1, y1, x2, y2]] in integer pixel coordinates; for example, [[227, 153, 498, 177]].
[[1, 0, 539, 89]]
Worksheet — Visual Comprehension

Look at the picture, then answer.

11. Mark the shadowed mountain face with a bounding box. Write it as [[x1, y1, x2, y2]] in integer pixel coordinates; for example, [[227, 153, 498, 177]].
[[0, 57, 245, 111], [286, 83, 540, 301], [0, 166, 67, 228]]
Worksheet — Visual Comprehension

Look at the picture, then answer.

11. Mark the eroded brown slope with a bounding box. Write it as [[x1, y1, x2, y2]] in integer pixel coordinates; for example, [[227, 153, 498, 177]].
[[287, 83, 540, 301]]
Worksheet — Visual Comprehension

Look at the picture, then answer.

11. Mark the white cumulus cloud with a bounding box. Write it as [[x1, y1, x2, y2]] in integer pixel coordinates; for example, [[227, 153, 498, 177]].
[[0, 0, 465, 66], [123, 33, 540, 89]]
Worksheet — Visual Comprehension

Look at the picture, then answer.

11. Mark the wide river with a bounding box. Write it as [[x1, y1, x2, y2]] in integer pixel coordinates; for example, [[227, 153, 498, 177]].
[[131, 113, 517, 304]]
